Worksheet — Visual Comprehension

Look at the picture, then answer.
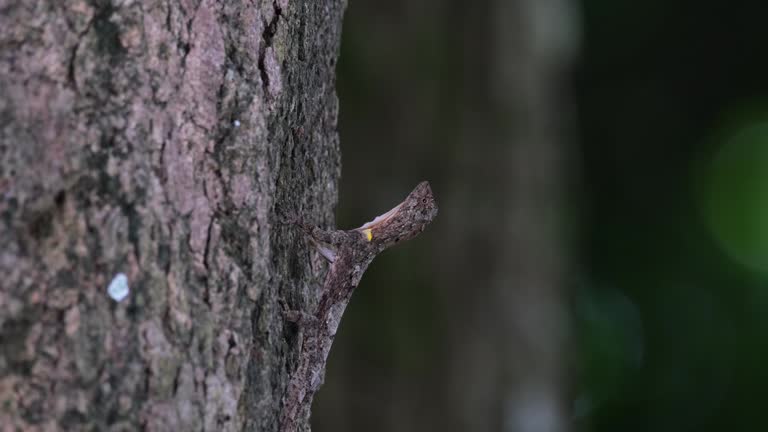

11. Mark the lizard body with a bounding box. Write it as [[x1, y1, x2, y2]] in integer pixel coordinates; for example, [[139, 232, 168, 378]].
[[279, 181, 438, 431]]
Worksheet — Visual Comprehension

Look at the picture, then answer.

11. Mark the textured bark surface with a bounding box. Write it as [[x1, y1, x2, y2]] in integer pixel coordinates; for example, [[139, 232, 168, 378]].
[[0, 0, 344, 430]]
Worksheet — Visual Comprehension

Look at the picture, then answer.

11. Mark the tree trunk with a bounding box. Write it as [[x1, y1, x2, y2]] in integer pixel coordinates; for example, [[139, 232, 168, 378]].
[[0, 0, 345, 430]]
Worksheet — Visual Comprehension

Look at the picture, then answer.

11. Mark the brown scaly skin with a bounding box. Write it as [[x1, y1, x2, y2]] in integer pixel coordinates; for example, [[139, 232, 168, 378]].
[[280, 181, 438, 431]]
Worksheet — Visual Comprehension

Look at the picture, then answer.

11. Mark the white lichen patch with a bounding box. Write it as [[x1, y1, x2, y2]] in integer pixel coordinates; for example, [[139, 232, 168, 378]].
[[107, 273, 130, 302]]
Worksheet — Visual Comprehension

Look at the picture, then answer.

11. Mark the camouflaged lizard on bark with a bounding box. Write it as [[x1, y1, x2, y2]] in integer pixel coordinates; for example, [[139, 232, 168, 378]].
[[280, 181, 438, 432]]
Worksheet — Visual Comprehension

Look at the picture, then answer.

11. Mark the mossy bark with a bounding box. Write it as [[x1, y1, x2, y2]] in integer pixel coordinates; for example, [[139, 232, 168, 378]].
[[0, 0, 344, 430]]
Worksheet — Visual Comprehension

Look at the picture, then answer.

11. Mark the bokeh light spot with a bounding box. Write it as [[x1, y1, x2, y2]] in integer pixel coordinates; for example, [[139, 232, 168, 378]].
[[705, 121, 768, 273]]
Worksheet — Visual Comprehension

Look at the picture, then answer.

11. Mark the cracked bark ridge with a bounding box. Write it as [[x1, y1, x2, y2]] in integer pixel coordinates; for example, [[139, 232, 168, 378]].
[[280, 181, 438, 432], [1, 0, 344, 431]]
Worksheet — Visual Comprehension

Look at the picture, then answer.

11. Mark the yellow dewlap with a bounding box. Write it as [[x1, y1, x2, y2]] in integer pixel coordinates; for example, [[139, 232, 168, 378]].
[[362, 228, 372, 241]]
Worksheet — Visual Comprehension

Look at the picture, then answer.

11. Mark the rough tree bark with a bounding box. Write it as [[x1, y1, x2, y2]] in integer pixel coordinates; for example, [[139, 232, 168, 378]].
[[0, 0, 345, 430]]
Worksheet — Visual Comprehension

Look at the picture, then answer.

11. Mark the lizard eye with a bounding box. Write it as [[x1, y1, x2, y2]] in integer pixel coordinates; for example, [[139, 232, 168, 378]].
[[422, 198, 428, 204]]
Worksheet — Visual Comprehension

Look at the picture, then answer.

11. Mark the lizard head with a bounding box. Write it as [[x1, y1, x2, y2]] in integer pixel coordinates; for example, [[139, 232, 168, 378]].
[[354, 181, 438, 248], [407, 181, 438, 224]]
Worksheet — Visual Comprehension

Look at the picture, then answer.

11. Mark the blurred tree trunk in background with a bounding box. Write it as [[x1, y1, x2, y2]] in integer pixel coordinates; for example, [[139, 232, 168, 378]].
[[316, 0, 578, 431], [0, 1, 343, 430], [469, 1, 577, 430]]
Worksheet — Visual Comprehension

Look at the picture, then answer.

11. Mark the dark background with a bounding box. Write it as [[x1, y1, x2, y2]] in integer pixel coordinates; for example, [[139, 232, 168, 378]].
[[315, 1, 768, 431]]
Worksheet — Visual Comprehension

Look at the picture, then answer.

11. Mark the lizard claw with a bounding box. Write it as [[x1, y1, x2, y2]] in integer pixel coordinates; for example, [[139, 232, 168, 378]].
[[277, 216, 338, 263], [276, 212, 300, 226], [279, 299, 317, 326]]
